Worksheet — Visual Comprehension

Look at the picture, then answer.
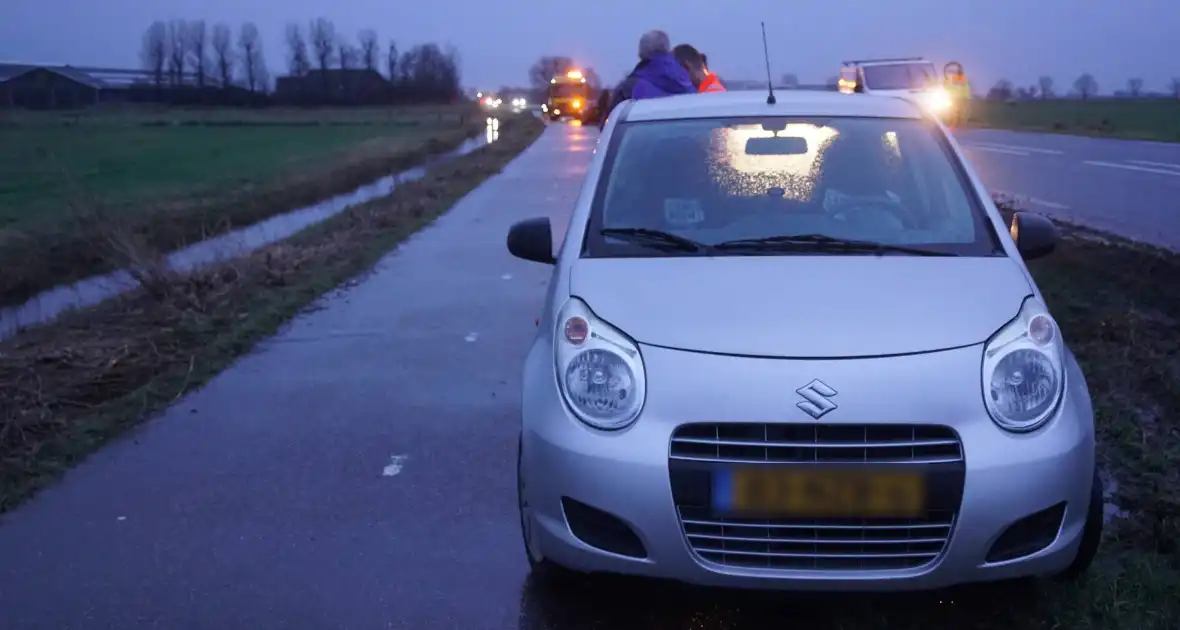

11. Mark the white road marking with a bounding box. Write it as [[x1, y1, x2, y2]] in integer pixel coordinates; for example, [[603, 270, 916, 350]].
[[117, 516, 127, 521], [1084, 160, 1180, 177], [465, 332, 479, 342], [1128, 159, 1180, 171], [972, 141, 1064, 155], [382, 454, 408, 477], [501, 273, 513, 280], [965, 145, 1030, 156]]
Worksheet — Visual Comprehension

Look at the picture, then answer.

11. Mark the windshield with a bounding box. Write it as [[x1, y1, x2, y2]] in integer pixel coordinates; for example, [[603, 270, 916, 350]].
[[549, 83, 587, 99], [861, 63, 939, 90], [584, 116, 1000, 257]]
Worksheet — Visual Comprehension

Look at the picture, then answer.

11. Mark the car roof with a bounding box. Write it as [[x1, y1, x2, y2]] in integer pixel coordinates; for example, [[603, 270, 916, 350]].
[[623, 90, 925, 123], [844, 58, 933, 67]]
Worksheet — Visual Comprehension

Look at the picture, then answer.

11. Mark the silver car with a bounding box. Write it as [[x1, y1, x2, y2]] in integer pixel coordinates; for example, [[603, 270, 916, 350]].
[[506, 90, 1102, 591]]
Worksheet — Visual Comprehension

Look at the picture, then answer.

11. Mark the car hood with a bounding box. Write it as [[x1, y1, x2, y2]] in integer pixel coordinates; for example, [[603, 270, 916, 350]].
[[569, 256, 1032, 358]]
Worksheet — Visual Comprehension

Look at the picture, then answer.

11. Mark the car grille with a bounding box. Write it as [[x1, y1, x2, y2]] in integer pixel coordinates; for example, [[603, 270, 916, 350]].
[[670, 422, 963, 464], [669, 423, 964, 572], [678, 507, 955, 571]]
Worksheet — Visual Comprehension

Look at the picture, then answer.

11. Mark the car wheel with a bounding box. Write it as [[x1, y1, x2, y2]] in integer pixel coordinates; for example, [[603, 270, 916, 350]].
[[517, 433, 577, 583], [1055, 468, 1103, 581]]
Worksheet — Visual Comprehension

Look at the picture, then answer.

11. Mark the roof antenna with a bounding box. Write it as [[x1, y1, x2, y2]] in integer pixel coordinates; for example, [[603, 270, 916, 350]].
[[760, 21, 776, 105]]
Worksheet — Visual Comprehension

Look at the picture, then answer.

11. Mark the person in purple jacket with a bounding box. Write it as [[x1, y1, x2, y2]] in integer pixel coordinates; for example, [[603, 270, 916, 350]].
[[629, 30, 696, 100]]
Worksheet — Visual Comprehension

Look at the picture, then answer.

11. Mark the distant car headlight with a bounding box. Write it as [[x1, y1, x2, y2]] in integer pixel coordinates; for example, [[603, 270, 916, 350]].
[[922, 89, 952, 113], [554, 297, 646, 430], [982, 297, 1065, 432]]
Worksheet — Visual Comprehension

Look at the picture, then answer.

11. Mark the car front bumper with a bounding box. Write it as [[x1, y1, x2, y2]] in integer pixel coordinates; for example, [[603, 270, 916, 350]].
[[520, 341, 1096, 591]]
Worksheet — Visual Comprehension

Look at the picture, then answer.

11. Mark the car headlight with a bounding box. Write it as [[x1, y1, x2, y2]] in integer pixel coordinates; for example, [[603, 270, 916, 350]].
[[982, 297, 1065, 432], [554, 297, 646, 430], [922, 89, 952, 113]]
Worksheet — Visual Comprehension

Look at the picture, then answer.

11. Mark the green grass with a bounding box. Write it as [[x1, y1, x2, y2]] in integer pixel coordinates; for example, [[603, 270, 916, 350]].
[[0, 105, 483, 305], [968, 99, 1180, 142], [0, 106, 475, 229]]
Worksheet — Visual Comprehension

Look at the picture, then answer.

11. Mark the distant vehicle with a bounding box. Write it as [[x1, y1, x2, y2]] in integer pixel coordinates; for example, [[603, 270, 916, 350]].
[[544, 70, 592, 123], [838, 57, 952, 117], [479, 93, 503, 110], [506, 90, 1102, 592]]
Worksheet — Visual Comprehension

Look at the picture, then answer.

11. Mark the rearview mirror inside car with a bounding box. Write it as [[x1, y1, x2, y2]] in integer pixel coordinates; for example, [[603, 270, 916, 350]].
[[507, 217, 555, 265], [745, 136, 808, 156], [1009, 212, 1057, 261]]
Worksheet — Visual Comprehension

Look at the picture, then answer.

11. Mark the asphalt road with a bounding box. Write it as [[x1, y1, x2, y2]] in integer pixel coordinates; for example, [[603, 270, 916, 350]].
[[0, 123, 1168, 629], [955, 128, 1180, 249]]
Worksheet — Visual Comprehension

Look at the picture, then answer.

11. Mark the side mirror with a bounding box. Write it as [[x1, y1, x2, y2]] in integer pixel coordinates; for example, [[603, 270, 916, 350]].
[[507, 217, 555, 264], [1009, 212, 1057, 260]]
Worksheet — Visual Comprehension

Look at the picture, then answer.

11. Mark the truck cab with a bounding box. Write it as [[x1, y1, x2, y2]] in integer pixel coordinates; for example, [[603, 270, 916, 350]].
[[544, 70, 592, 123], [838, 57, 952, 117]]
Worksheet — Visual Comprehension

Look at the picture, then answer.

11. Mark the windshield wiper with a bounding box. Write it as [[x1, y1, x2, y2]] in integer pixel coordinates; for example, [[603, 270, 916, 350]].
[[599, 228, 711, 253], [714, 233, 959, 257]]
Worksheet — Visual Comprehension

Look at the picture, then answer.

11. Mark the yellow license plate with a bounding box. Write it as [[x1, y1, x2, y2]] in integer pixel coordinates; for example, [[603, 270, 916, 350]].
[[717, 468, 925, 517]]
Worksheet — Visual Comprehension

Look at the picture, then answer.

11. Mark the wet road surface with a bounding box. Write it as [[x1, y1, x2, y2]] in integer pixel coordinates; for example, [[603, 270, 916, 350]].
[[955, 128, 1180, 249], [0, 122, 1147, 629]]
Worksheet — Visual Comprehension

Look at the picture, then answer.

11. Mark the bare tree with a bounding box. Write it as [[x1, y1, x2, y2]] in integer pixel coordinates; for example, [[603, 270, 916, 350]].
[[140, 21, 169, 89], [780, 73, 799, 88], [186, 20, 209, 88], [386, 41, 398, 81], [1170, 77, 1180, 99], [309, 18, 337, 97], [211, 22, 234, 89], [358, 29, 379, 72], [167, 20, 187, 87], [1073, 73, 1098, 100], [528, 56, 576, 90], [284, 22, 310, 76], [1127, 77, 1144, 97], [1037, 76, 1054, 99], [238, 22, 265, 92], [337, 36, 358, 100], [338, 37, 357, 70]]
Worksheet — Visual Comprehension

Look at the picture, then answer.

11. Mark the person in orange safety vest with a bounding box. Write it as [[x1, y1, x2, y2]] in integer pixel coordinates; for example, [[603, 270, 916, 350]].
[[673, 44, 727, 93], [943, 61, 971, 127]]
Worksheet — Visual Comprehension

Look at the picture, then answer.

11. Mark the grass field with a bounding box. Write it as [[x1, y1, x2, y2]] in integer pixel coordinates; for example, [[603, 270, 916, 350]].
[[967, 98, 1180, 142], [0, 105, 481, 305]]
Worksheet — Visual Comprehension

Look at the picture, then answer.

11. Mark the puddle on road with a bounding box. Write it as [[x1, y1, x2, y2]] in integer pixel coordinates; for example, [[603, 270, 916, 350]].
[[0, 120, 501, 340]]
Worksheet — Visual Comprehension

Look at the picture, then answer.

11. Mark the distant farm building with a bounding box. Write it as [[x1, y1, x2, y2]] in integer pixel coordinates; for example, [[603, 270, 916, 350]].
[[0, 62, 258, 109]]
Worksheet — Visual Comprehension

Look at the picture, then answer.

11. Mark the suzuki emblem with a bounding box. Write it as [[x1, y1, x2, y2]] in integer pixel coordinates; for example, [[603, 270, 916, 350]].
[[796, 379, 838, 419]]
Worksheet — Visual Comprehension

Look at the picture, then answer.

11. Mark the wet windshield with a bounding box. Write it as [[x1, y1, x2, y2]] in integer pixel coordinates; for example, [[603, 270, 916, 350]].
[[861, 63, 939, 90], [587, 116, 998, 256]]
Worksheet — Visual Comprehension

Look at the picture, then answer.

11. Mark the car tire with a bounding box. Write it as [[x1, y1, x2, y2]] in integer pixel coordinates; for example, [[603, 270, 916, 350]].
[[517, 433, 578, 584], [1055, 468, 1103, 581]]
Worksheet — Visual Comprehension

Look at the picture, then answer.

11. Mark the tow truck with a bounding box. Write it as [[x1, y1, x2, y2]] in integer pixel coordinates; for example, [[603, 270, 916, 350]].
[[542, 70, 593, 123], [837, 57, 953, 117]]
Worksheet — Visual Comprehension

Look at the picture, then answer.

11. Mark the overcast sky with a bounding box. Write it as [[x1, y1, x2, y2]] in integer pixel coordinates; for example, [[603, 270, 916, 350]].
[[1, 0, 1176, 94]]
